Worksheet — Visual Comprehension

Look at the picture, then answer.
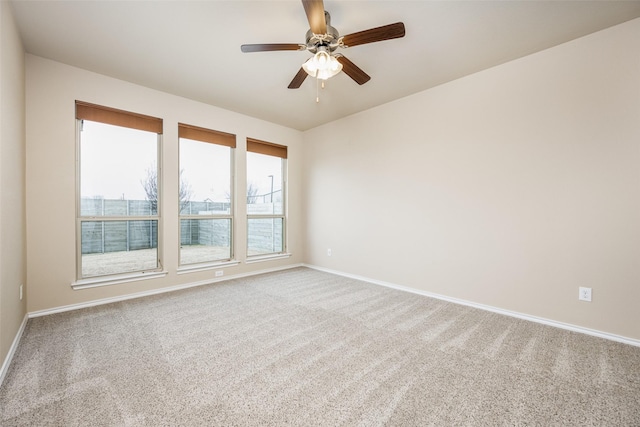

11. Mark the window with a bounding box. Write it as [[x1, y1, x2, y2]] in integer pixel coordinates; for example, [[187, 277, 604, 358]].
[[246, 138, 287, 257], [76, 101, 162, 279], [179, 123, 235, 266]]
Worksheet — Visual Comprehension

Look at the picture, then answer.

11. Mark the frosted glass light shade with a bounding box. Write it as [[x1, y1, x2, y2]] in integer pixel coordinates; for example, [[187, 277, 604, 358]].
[[302, 50, 343, 80]]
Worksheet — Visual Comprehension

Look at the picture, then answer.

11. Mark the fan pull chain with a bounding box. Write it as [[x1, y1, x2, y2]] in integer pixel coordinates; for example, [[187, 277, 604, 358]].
[[315, 72, 327, 103]]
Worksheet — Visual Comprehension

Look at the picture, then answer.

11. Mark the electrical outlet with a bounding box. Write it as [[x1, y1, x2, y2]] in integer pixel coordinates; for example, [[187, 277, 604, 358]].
[[327, 248, 332, 256], [20, 284, 23, 300], [579, 287, 592, 302], [215, 270, 223, 277]]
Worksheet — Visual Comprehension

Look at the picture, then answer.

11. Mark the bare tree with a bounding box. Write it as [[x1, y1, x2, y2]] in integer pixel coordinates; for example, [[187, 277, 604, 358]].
[[141, 167, 159, 214], [225, 182, 260, 204], [141, 166, 192, 214], [178, 170, 193, 213], [246, 183, 260, 204]]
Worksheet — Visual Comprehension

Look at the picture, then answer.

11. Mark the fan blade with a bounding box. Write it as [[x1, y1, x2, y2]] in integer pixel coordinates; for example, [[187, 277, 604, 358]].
[[341, 22, 405, 48], [336, 56, 371, 85], [241, 44, 303, 53], [302, 0, 326, 34], [288, 68, 308, 89]]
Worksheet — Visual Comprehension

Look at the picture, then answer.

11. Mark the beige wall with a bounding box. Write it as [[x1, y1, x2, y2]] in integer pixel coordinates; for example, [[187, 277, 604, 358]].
[[1, 1, 27, 366], [303, 19, 640, 340], [25, 55, 303, 312]]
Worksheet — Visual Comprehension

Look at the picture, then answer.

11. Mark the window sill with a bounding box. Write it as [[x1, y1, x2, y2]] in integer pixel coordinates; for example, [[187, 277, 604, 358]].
[[177, 260, 240, 275], [72, 270, 168, 290], [245, 253, 292, 264]]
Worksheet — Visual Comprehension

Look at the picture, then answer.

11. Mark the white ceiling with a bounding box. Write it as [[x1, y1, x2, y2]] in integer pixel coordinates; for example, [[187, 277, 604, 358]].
[[10, 0, 640, 131]]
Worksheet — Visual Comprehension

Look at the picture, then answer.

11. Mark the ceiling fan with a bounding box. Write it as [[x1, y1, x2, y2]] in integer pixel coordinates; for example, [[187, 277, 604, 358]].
[[241, 0, 406, 89]]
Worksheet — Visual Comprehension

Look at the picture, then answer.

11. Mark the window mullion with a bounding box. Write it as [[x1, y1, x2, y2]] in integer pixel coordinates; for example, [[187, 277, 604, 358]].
[[180, 215, 232, 220], [80, 215, 158, 221]]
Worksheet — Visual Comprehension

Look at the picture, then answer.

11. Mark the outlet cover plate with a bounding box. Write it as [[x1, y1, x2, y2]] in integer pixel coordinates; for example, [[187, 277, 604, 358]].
[[579, 287, 592, 302]]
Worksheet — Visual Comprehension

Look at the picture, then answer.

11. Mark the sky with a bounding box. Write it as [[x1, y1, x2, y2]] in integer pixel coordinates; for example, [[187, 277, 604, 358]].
[[80, 121, 282, 204], [81, 121, 155, 201]]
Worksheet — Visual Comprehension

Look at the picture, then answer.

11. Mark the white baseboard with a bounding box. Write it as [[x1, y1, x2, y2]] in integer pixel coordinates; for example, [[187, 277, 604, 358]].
[[303, 264, 640, 348], [0, 313, 28, 387], [29, 263, 304, 318]]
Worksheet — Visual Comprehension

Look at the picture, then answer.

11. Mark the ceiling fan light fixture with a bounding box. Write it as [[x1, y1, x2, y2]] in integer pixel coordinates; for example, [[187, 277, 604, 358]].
[[240, 1, 406, 90], [302, 49, 343, 80]]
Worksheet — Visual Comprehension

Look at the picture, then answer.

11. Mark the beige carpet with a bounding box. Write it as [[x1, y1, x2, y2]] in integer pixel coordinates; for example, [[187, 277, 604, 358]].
[[1, 267, 639, 426]]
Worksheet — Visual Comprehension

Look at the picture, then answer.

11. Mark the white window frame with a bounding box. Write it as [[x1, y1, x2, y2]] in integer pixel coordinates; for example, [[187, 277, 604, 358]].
[[74, 101, 164, 287], [246, 138, 288, 259], [177, 123, 236, 269]]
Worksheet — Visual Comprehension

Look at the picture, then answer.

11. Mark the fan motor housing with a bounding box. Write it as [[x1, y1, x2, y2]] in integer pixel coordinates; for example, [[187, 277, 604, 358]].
[[305, 11, 340, 53]]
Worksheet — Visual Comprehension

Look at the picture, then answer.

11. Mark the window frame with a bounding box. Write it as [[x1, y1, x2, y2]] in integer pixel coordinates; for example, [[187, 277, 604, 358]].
[[75, 101, 163, 283], [246, 138, 287, 258], [177, 123, 236, 267]]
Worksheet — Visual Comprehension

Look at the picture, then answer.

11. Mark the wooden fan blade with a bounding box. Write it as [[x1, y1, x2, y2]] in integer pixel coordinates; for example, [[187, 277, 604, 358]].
[[288, 68, 308, 89], [341, 22, 405, 48], [336, 56, 371, 85], [302, 0, 326, 34], [241, 44, 303, 53]]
